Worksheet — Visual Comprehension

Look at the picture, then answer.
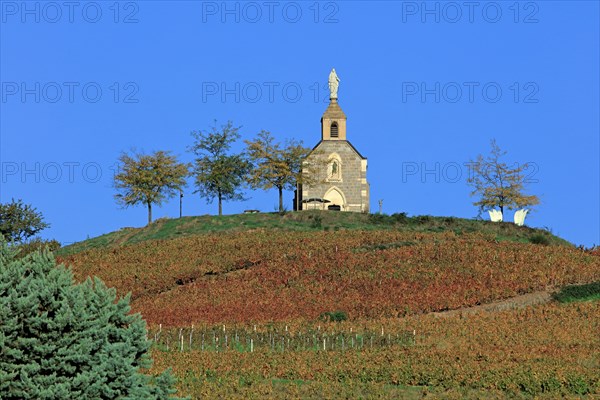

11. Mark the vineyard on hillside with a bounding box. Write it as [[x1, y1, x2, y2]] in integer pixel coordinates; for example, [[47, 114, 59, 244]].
[[149, 302, 600, 398], [60, 230, 600, 326]]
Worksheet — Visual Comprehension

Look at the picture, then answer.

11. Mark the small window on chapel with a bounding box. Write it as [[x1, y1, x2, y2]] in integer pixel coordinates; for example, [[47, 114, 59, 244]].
[[330, 122, 339, 138]]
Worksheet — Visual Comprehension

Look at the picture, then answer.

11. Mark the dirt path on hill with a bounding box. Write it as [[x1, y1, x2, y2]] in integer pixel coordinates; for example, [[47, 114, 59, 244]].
[[431, 290, 555, 318]]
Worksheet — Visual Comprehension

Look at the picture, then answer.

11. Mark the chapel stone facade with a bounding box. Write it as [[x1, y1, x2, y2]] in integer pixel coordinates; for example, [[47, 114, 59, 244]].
[[296, 89, 370, 212]]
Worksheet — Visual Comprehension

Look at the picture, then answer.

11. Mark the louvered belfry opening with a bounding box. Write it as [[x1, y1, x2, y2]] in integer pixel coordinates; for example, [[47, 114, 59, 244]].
[[330, 122, 339, 138]]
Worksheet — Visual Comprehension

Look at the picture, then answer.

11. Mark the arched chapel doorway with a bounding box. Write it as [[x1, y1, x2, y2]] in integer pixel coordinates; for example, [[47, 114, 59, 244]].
[[324, 187, 346, 211]]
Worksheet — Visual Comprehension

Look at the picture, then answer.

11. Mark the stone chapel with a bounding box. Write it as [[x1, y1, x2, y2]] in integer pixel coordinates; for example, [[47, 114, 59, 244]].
[[295, 69, 370, 212]]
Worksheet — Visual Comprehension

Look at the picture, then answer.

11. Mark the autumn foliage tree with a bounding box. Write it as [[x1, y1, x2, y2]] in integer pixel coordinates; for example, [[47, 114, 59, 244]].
[[188, 121, 251, 216], [0, 199, 49, 243], [245, 131, 311, 212], [113, 150, 189, 225], [467, 139, 540, 215]]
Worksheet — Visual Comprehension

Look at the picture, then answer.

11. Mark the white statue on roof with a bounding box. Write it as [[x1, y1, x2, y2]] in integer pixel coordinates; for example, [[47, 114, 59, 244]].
[[328, 68, 340, 99]]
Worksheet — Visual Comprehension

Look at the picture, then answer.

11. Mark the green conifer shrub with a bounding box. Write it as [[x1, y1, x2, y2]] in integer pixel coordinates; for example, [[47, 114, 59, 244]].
[[0, 242, 185, 400]]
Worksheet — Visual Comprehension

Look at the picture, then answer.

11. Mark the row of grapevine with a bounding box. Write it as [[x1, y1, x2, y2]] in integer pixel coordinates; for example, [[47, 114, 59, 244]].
[[148, 325, 416, 352]]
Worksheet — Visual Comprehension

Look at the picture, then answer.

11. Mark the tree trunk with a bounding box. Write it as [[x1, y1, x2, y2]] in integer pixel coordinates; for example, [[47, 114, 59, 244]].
[[218, 190, 223, 216], [147, 202, 152, 225], [179, 192, 183, 218], [278, 187, 283, 212]]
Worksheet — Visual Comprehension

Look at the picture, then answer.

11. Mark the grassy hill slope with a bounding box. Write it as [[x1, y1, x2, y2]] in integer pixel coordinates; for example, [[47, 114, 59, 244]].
[[58, 211, 570, 256]]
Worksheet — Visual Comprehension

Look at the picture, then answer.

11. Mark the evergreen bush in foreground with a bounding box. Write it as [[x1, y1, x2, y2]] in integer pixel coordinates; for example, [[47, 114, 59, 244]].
[[0, 242, 184, 399]]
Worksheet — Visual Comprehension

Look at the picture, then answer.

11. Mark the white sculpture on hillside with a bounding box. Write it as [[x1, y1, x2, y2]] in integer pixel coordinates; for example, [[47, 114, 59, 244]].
[[488, 209, 503, 222], [328, 68, 340, 99], [514, 209, 528, 226]]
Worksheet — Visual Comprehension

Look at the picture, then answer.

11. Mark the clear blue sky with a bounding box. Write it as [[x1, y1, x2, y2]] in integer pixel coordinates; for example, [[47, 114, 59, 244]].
[[1, 1, 598, 247]]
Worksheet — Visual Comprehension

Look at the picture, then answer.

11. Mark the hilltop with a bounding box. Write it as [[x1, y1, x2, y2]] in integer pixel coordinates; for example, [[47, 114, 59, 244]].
[[58, 211, 570, 256]]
